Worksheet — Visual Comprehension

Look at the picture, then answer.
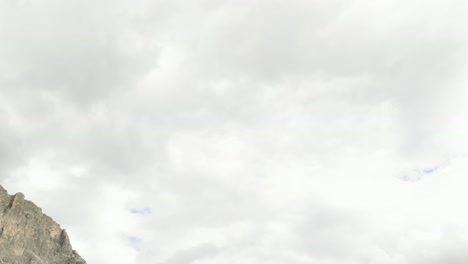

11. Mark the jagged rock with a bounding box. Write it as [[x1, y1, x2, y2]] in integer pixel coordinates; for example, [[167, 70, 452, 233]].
[[0, 185, 86, 264]]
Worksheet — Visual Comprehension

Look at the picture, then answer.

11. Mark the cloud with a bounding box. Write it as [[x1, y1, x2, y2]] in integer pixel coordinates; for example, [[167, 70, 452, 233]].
[[2, 0, 468, 264], [159, 243, 220, 264], [0, 0, 161, 106]]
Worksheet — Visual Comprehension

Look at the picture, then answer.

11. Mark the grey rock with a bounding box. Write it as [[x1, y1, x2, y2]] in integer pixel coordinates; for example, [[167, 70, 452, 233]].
[[0, 185, 86, 264]]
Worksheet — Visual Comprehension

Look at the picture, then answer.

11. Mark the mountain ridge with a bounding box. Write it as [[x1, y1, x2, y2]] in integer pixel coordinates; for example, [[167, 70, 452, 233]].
[[0, 185, 86, 264]]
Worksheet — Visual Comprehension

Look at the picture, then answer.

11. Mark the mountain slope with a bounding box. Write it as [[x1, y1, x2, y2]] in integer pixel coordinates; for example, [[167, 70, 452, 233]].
[[0, 185, 86, 264]]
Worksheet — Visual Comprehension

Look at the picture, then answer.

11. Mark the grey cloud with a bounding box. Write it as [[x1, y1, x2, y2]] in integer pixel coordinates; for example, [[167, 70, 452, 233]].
[[159, 243, 220, 264], [0, 0, 160, 106]]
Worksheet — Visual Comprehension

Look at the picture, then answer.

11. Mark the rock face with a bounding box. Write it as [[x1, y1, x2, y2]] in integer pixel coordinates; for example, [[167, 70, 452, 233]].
[[0, 185, 86, 264]]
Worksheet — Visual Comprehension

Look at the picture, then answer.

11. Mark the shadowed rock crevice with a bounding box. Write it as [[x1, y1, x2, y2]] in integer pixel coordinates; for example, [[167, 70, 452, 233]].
[[0, 185, 86, 264]]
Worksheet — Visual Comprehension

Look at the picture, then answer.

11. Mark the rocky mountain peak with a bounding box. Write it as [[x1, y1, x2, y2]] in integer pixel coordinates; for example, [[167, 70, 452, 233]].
[[0, 185, 86, 264]]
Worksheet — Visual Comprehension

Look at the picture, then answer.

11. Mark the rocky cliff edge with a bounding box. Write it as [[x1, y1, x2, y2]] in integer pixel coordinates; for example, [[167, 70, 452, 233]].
[[0, 185, 86, 264]]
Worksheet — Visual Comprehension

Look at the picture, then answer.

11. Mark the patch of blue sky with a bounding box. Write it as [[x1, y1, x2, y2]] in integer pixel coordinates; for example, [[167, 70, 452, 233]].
[[422, 166, 439, 174], [396, 165, 441, 182], [129, 207, 152, 216]]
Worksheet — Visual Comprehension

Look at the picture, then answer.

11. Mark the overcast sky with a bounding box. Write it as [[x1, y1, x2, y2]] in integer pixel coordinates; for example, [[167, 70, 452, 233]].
[[2, 0, 468, 263]]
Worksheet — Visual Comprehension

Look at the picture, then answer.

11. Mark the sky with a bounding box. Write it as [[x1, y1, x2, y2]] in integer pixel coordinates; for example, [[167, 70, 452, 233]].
[[1, 0, 468, 263]]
